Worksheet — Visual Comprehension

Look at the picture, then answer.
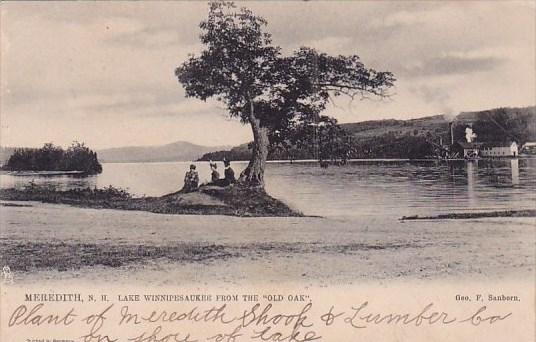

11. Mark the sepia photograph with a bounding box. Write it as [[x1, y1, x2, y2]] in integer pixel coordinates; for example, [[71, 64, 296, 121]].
[[1, 1, 535, 341]]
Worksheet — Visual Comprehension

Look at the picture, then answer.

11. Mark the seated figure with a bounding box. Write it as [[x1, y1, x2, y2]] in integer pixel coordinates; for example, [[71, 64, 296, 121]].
[[211, 159, 236, 187], [210, 161, 220, 183], [223, 159, 236, 185], [182, 164, 199, 192]]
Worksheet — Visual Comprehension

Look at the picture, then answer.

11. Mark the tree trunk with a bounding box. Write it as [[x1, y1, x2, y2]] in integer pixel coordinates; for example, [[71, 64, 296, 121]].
[[238, 98, 269, 188]]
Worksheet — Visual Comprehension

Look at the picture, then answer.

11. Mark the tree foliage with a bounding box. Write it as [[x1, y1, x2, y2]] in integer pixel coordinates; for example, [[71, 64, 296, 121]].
[[4, 142, 102, 174], [176, 2, 278, 121], [176, 2, 395, 186]]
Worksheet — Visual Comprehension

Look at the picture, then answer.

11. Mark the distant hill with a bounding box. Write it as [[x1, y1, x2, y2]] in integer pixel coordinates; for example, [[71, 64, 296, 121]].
[[96, 141, 231, 163], [454, 106, 536, 143], [3, 106, 533, 164], [342, 106, 535, 143], [199, 106, 536, 160], [341, 115, 449, 142], [197, 143, 252, 161], [0, 142, 231, 164]]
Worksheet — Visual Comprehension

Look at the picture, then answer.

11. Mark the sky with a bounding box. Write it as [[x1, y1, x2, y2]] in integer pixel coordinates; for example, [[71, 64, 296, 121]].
[[1, 1, 535, 149]]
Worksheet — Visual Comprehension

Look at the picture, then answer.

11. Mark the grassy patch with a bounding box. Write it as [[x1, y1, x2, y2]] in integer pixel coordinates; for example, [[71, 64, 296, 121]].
[[0, 184, 302, 217], [200, 184, 301, 217], [0, 241, 238, 271]]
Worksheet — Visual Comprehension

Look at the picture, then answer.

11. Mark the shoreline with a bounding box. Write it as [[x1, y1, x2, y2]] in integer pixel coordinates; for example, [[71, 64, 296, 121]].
[[401, 209, 536, 220], [1, 185, 533, 220], [106, 156, 535, 164], [3, 156, 534, 168], [0, 184, 302, 217]]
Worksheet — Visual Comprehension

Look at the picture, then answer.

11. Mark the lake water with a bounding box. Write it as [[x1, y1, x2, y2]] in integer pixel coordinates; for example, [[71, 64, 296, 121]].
[[1, 159, 535, 217]]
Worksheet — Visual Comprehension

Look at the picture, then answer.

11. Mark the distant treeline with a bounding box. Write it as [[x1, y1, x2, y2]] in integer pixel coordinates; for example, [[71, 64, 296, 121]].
[[3, 142, 102, 174], [199, 106, 536, 161], [454, 107, 536, 144], [199, 135, 436, 161]]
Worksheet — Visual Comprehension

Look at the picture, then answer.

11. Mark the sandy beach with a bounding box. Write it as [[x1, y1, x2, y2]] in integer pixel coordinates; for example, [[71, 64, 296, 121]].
[[1, 201, 534, 287]]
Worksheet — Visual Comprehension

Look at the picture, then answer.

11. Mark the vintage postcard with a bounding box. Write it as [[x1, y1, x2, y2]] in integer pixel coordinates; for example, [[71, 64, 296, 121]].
[[1, 1, 535, 341]]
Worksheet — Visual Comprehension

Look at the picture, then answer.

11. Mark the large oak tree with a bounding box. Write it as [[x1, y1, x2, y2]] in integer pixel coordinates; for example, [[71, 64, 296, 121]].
[[176, 2, 395, 187]]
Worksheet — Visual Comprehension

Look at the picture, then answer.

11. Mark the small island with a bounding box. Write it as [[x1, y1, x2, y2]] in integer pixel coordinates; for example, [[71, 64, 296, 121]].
[[2, 142, 102, 175]]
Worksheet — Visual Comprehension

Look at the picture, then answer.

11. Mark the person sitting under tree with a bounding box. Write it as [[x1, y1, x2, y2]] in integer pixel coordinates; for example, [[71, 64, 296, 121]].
[[211, 159, 236, 187], [223, 159, 236, 186], [182, 164, 199, 192], [209, 161, 220, 183]]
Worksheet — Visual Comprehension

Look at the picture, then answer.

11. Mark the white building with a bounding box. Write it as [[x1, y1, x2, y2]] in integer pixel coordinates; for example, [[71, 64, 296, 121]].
[[480, 142, 518, 157], [455, 141, 519, 158], [521, 142, 536, 155]]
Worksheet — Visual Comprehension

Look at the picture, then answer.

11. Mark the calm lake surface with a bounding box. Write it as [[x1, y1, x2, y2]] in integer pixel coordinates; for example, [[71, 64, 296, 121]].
[[1, 159, 535, 217]]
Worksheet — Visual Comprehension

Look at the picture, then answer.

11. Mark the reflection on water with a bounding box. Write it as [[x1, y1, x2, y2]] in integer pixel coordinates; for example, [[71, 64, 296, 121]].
[[265, 159, 536, 217], [1, 159, 535, 217], [511, 159, 519, 185], [466, 161, 476, 208], [0, 172, 98, 192]]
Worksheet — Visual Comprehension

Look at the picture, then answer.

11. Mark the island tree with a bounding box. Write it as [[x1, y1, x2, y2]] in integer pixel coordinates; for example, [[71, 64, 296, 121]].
[[176, 2, 395, 187], [5, 142, 102, 174]]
